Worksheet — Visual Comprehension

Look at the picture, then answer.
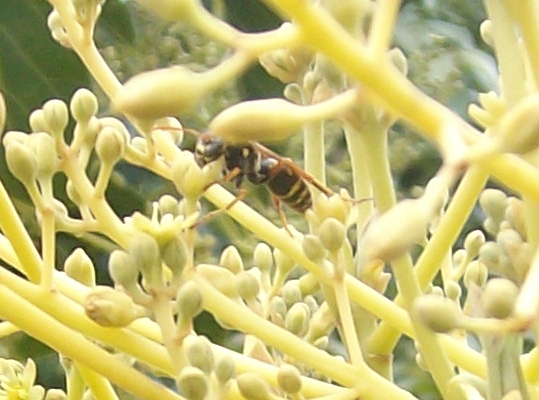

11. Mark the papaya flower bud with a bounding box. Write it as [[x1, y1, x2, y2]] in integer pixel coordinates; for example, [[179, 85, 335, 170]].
[[463, 260, 488, 289], [282, 280, 302, 307], [413, 294, 462, 333], [209, 89, 359, 143], [158, 194, 180, 218], [29, 109, 47, 133], [171, 150, 217, 200], [253, 243, 273, 272], [236, 271, 260, 303], [277, 364, 302, 394], [5, 141, 37, 186], [47, 10, 71, 48], [464, 230, 486, 260], [236, 373, 274, 400], [481, 278, 519, 319], [495, 94, 539, 154], [219, 245, 243, 274], [83, 286, 146, 327], [302, 234, 326, 262], [42, 99, 68, 139], [480, 189, 508, 225], [480, 20, 494, 47], [317, 217, 346, 252], [129, 233, 162, 288], [161, 234, 188, 280], [64, 248, 96, 287], [176, 366, 208, 400], [183, 335, 214, 374], [45, 389, 67, 400], [2, 130, 30, 146], [505, 197, 526, 240], [70, 88, 98, 123]]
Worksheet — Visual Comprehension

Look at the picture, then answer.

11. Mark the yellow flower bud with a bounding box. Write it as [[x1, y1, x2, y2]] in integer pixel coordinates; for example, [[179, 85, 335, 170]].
[[5, 141, 37, 186], [176, 281, 203, 320], [463, 260, 488, 289], [45, 389, 67, 400], [176, 366, 208, 400], [161, 235, 187, 278], [480, 20, 494, 47], [171, 151, 212, 199], [28, 132, 58, 180], [317, 217, 346, 251], [481, 278, 519, 319], [253, 243, 273, 272], [29, 109, 47, 133], [282, 280, 302, 307], [64, 248, 95, 287], [413, 294, 461, 333], [42, 99, 68, 138], [84, 286, 146, 327], [285, 302, 310, 336], [302, 234, 326, 262], [236, 271, 260, 301], [219, 245, 243, 274], [277, 364, 302, 394], [158, 194, 180, 218], [183, 335, 214, 374], [480, 189, 507, 225], [70, 88, 98, 123], [214, 354, 235, 383], [129, 233, 162, 287], [95, 126, 126, 165], [196, 264, 238, 298], [236, 373, 273, 400], [496, 94, 539, 154], [464, 230, 486, 260]]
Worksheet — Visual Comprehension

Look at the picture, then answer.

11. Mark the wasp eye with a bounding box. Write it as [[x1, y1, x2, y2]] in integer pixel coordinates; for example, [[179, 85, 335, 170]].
[[194, 135, 226, 166]]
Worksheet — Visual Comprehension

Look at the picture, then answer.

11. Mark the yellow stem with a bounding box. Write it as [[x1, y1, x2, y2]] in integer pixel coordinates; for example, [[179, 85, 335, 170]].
[[75, 362, 119, 400], [368, 0, 401, 57]]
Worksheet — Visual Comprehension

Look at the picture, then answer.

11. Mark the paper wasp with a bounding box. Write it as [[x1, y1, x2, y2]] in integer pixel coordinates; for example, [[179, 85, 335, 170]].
[[193, 133, 336, 215]]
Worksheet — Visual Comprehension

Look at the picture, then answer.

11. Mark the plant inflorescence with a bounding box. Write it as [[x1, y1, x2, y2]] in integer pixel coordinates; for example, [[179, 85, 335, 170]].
[[0, 1, 538, 400]]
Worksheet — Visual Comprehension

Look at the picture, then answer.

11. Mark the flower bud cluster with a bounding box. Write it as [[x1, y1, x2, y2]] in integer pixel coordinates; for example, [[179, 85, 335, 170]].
[[177, 336, 236, 400]]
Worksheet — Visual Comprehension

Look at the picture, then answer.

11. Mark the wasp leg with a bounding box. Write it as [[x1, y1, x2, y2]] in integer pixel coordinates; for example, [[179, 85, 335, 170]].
[[270, 195, 294, 237]]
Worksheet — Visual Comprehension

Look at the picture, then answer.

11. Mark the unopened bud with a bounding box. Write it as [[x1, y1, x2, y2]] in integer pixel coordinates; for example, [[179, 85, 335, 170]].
[[183, 335, 214, 374], [481, 278, 519, 319], [236, 373, 273, 400], [219, 245, 243, 274], [317, 217, 346, 251], [463, 260, 488, 288], [464, 230, 485, 260], [29, 109, 47, 133], [302, 234, 326, 261], [285, 302, 310, 336], [5, 141, 37, 186], [196, 264, 238, 298], [413, 294, 461, 332], [84, 286, 146, 327], [64, 248, 95, 287], [28, 132, 57, 180], [253, 243, 273, 272], [479, 189, 507, 225], [70, 88, 98, 122], [42, 99, 68, 138], [158, 195, 180, 218], [176, 281, 203, 320], [277, 364, 302, 394], [495, 94, 539, 154], [161, 235, 187, 278], [108, 250, 139, 288], [236, 271, 260, 301], [505, 197, 526, 240], [45, 389, 67, 400], [129, 233, 161, 284], [480, 20, 494, 47], [171, 151, 211, 199], [95, 126, 126, 165], [214, 354, 235, 383], [282, 280, 302, 307], [177, 366, 208, 400]]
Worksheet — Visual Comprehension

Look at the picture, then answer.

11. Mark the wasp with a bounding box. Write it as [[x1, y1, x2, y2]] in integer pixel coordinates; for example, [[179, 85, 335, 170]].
[[193, 133, 335, 215]]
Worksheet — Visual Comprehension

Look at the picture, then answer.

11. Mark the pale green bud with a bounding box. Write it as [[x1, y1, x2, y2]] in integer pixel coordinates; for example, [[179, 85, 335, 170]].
[[130, 137, 147, 153], [42, 99, 68, 138], [108, 250, 139, 288], [95, 126, 126, 165], [307, 302, 334, 340], [282, 280, 302, 307], [463, 260, 488, 288], [413, 294, 461, 333], [196, 264, 238, 298], [313, 336, 329, 349], [219, 245, 243, 274], [183, 335, 214, 374], [478, 241, 503, 272], [129, 233, 161, 284], [464, 230, 485, 260], [236, 373, 273, 400], [158, 194, 180, 218], [481, 278, 519, 319], [214, 354, 235, 383], [302, 234, 326, 261], [273, 248, 295, 277], [70, 88, 98, 122], [64, 248, 95, 287], [5, 141, 37, 185], [177, 366, 208, 400], [28, 132, 58, 180], [253, 243, 273, 272], [277, 364, 302, 394], [317, 217, 346, 251], [269, 296, 287, 324], [83, 286, 146, 327], [285, 302, 310, 336], [161, 235, 187, 278], [29, 109, 47, 133], [75, 116, 100, 151], [479, 189, 507, 225], [387, 47, 408, 76], [444, 281, 461, 301], [2, 130, 29, 146], [236, 271, 260, 302], [176, 281, 203, 320]]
